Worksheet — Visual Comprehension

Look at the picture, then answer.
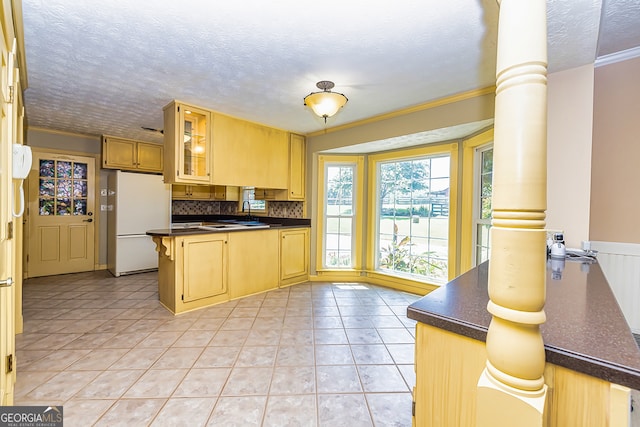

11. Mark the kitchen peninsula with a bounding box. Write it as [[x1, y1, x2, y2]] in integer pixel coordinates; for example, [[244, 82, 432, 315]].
[[148, 216, 310, 314], [407, 260, 640, 425]]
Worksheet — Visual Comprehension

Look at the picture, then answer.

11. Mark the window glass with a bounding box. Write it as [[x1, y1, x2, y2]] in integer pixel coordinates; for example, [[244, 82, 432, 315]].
[[241, 187, 266, 212], [324, 164, 355, 268], [475, 146, 493, 265], [376, 155, 450, 283]]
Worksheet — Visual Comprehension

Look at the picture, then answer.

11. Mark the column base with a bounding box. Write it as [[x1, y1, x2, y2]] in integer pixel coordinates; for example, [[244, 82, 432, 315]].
[[477, 368, 547, 427]]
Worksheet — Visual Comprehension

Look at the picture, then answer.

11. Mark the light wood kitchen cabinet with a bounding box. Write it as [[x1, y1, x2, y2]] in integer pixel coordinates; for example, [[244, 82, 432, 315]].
[[172, 184, 239, 201], [155, 233, 229, 314], [171, 184, 213, 200], [151, 226, 311, 313], [212, 185, 239, 201], [254, 133, 305, 201], [287, 133, 306, 200], [182, 234, 227, 303], [102, 135, 163, 173], [279, 228, 309, 286], [163, 101, 291, 188], [228, 229, 279, 298], [211, 113, 289, 188], [253, 188, 278, 200], [163, 101, 211, 184]]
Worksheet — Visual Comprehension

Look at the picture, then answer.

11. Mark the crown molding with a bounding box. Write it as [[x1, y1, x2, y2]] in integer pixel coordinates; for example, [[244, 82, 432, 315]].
[[27, 126, 101, 139], [595, 46, 640, 68], [305, 86, 496, 138]]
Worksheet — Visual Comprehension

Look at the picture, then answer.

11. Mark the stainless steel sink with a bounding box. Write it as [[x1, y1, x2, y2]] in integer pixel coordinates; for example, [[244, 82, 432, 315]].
[[171, 220, 270, 232], [199, 222, 269, 231]]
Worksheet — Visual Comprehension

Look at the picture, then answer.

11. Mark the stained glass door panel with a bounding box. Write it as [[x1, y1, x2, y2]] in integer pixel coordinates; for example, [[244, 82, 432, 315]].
[[38, 159, 88, 216]]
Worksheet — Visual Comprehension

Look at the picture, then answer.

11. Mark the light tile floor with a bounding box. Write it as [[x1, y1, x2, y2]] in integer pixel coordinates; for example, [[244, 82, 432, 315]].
[[16, 270, 421, 426]]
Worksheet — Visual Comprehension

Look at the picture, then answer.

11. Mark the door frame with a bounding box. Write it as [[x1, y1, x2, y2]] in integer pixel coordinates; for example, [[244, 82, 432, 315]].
[[23, 147, 102, 279]]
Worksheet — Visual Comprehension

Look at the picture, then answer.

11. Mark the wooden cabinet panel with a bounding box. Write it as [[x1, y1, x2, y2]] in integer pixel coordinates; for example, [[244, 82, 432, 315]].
[[171, 184, 189, 199], [103, 137, 136, 169], [254, 133, 305, 201], [288, 133, 306, 200], [188, 185, 214, 200], [172, 184, 238, 201], [228, 229, 279, 298], [182, 235, 227, 302], [211, 113, 288, 188], [280, 228, 309, 285], [213, 185, 239, 201], [102, 136, 163, 173], [212, 114, 253, 186], [254, 188, 278, 200], [137, 141, 164, 172]]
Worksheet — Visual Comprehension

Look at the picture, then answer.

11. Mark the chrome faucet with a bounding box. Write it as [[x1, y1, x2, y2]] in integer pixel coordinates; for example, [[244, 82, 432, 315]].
[[242, 201, 251, 219]]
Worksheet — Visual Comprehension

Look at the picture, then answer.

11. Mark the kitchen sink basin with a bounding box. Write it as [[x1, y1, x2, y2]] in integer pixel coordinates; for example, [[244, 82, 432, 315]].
[[216, 219, 270, 227], [199, 222, 270, 231], [170, 220, 270, 233]]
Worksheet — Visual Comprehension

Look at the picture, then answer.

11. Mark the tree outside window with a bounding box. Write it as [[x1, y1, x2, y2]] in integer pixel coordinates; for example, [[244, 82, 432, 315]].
[[377, 156, 450, 282]]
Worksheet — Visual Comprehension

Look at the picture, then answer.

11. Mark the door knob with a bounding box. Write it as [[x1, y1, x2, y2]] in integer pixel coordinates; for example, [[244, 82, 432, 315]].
[[83, 218, 93, 223]]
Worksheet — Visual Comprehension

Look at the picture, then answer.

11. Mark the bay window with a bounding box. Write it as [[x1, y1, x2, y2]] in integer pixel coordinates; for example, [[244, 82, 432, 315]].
[[317, 156, 364, 271], [375, 155, 451, 283]]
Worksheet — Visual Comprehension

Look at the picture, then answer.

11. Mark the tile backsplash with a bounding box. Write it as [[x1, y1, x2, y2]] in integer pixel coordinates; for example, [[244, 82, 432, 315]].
[[268, 201, 304, 218], [172, 200, 305, 218]]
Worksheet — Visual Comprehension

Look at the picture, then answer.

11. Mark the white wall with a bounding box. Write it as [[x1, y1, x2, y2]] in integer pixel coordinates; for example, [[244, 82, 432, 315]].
[[546, 65, 594, 248]]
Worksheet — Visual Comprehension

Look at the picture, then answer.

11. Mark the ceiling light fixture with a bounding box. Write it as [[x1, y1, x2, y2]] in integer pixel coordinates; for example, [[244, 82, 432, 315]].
[[303, 80, 348, 123]]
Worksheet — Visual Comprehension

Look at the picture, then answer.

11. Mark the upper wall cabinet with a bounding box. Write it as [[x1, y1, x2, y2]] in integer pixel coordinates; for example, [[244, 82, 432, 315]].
[[286, 133, 306, 200], [255, 133, 306, 201], [163, 101, 290, 188], [102, 135, 163, 173], [163, 101, 211, 184], [211, 113, 289, 189]]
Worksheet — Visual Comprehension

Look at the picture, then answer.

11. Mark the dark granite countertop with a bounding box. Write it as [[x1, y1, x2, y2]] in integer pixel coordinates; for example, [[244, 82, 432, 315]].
[[172, 214, 311, 228], [407, 260, 640, 390], [148, 215, 310, 237]]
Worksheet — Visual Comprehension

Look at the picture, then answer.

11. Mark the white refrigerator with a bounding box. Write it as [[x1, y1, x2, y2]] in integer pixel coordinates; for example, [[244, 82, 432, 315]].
[[107, 171, 171, 277]]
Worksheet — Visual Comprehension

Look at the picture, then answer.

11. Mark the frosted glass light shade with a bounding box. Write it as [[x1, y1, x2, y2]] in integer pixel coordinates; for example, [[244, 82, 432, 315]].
[[304, 81, 348, 122], [304, 91, 348, 119]]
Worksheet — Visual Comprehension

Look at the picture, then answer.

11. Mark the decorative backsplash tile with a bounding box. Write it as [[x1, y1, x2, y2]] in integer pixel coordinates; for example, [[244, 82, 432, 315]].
[[172, 200, 235, 215], [268, 201, 304, 218], [172, 200, 304, 218]]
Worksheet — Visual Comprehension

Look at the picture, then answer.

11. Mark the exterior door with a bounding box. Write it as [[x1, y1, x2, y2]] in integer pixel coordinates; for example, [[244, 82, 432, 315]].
[[26, 151, 96, 277]]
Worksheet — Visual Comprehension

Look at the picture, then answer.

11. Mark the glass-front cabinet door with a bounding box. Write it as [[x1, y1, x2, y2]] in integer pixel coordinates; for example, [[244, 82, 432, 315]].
[[163, 101, 211, 183]]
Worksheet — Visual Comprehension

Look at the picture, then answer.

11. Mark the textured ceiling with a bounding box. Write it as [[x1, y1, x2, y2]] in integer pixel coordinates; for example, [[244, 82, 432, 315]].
[[21, 0, 640, 148]]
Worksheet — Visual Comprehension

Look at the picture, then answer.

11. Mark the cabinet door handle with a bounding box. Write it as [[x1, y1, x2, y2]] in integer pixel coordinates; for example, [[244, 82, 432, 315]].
[[83, 218, 93, 223], [0, 277, 13, 287]]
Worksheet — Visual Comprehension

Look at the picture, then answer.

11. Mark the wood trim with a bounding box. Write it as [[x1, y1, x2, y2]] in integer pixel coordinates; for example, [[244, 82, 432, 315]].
[[460, 128, 494, 273], [306, 86, 496, 138]]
